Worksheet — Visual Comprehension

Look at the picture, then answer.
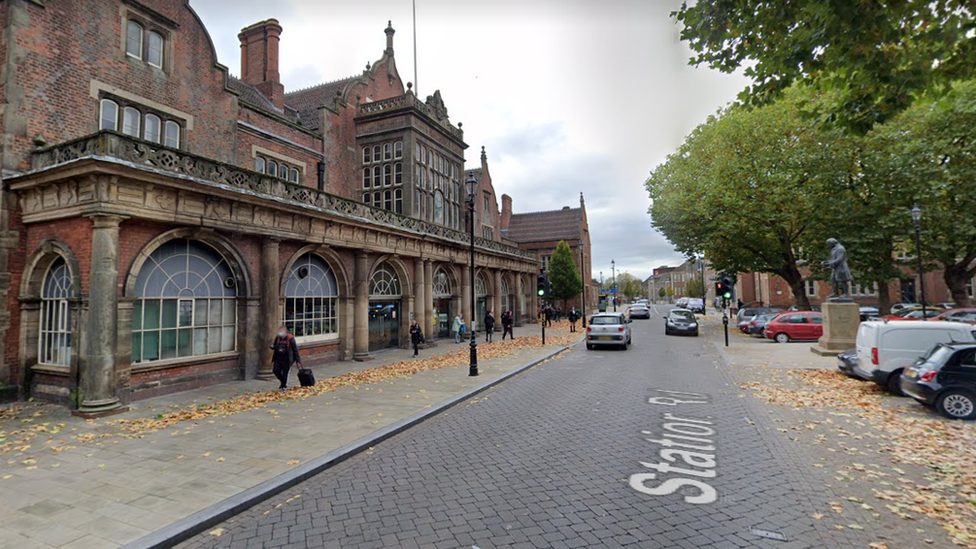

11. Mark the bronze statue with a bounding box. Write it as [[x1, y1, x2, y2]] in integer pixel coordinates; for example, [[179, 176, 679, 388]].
[[822, 238, 852, 299]]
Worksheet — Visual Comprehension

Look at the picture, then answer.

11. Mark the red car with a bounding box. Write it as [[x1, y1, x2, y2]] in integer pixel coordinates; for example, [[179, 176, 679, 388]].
[[929, 308, 976, 324], [763, 311, 824, 343], [879, 308, 943, 321]]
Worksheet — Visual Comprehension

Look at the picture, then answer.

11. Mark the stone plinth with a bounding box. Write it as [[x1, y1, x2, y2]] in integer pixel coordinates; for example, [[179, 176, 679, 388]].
[[811, 300, 859, 356]]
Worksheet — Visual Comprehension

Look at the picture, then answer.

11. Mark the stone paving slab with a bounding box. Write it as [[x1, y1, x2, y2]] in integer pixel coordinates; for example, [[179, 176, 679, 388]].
[[0, 329, 577, 549]]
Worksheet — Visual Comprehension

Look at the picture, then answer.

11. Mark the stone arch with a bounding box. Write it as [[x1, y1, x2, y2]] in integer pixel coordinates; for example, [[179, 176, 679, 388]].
[[279, 245, 350, 298], [474, 268, 493, 297], [432, 263, 460, 298], [368, 254, 412, 298], [20, 239, 82, 300], [124, 228, 252, 298]]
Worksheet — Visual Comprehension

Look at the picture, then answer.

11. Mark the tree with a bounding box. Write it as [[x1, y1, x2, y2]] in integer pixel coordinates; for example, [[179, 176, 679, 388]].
[[685, 277, 705, 300], [548, 240, 583, 309], [674, 0, 976, 134], [657, 287, 666, 299], [647, 89, 855, 309], [864, 80, 976, 307], [615, 273, 642, 300]]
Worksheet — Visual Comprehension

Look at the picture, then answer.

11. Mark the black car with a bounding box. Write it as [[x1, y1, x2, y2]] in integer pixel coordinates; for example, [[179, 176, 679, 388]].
[[837, 348, 859, 378], [746, 313, 779, 337], [901, 342, 976, 420], [664, 309, 699, 336]]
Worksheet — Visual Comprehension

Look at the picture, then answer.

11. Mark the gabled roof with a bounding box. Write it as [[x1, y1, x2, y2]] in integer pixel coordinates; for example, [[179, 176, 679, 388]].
[[504, 207, 583, 244], [284, 76, 359, 131], [229, 77, 302, 124]]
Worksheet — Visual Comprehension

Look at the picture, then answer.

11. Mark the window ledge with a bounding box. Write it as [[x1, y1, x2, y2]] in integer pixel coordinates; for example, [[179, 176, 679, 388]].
[[295, 334, 340, 346], [31, 363, 70, 376], [132, 351, 238, 373]]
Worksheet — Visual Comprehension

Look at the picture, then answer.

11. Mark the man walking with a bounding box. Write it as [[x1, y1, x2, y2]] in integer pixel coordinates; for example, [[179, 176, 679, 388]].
[[484, 310, 495, 342], [271, 325, 301, 393], [452, 313, 464, 343], [502, 310, 515, 340]]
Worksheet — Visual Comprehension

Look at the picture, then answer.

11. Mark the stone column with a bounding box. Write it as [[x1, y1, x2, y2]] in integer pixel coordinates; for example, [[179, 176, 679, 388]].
[[257, 238, 279, 380], [353, 251, 370, 359], [77, 214, 125, 415], [424, 260, 434, 338], [493, 270, 503, 322], [515, 272, 524, 326], [413, 257, 425, 334], [462, 264, 472, 330]]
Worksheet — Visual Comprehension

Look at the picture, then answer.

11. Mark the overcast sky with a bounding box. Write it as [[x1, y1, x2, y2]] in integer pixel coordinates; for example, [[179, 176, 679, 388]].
[[192, 0, 749, 281]]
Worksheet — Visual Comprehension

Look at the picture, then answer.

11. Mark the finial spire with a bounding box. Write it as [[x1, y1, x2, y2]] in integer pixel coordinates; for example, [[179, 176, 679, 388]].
[[385, 20, 395, 53], [481, 146, 487, 163]]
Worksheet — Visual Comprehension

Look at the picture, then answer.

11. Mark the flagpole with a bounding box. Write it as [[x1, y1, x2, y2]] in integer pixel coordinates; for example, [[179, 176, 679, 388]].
[[412, 0, 418, 94]]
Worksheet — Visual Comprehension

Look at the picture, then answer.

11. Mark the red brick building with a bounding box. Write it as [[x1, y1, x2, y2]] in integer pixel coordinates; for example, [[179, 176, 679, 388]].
[[0, 1, 540, 410]]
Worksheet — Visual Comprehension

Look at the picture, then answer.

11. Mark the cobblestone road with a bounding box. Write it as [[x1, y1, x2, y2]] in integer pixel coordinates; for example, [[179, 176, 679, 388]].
[[178, 307, 868, 549]]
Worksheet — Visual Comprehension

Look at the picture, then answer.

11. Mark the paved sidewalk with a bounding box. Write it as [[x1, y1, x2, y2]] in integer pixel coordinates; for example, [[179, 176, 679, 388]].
[[0, 326, 580, 549]]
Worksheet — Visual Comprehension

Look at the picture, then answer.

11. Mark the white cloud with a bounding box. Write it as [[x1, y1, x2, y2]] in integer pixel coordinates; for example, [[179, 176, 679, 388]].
[[190, 0, 749, 279]]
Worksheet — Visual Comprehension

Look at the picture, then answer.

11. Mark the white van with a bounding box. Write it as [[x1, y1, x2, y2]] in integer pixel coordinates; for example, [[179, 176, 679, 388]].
[[853, 321, 976, 393]]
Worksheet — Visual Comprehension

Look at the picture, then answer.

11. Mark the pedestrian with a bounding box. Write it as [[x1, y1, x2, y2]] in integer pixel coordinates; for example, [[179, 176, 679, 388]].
[[567, 308, 579, 332], [409, 319, 424, 356], [544, 306, 553, 327], [484, 310, 495, 342], [502, 310, 515, 340], [270, 325, 301, 393], [452, 313, 464, 343]]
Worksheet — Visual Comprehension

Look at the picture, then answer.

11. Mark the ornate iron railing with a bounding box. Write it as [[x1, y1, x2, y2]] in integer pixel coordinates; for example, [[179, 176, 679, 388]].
[[356, 93, 463, 141], [30, 131, 532, 259]]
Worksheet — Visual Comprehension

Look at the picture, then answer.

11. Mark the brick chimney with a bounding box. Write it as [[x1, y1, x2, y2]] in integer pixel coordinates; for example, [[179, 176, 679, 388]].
[[501, 194, 512, 231], [239, 19, 285, 110]]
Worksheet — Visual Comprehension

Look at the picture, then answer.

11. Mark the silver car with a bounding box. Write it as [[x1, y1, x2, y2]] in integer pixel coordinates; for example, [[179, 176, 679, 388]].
[[586, 313, 632, 350], [629, 304, 651, 319]]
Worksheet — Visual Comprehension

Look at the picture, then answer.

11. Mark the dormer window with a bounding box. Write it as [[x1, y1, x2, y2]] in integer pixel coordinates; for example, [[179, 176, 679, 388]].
[[126, 21, 143, 59]]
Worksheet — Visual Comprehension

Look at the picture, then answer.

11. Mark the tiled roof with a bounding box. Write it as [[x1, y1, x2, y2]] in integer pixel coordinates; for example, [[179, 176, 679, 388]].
[[504, 207, 583, 244], [228, 77, 301, 125], [285, 77, 359, 131]]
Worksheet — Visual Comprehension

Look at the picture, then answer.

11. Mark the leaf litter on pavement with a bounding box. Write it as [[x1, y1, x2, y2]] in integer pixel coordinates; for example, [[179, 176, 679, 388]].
[[0, 326, 581, 464], [741, 368, 976, 548]]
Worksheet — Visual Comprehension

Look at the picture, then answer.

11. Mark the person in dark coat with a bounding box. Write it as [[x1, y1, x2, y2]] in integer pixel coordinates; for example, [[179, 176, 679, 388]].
[[271, 325, 301, 392], [501, 310, 515, 340], [567, 309, 579, 332], [409, 320, 424, 357], [484, 310, 495, 342]]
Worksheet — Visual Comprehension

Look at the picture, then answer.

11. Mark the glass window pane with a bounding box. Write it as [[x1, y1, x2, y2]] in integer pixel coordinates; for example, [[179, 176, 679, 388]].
[[394, 141, 402, 159], [143, 300, 160, 329], [267, 160, 277, 176], [100, 100, 118, 131], [177, 329, 191, 357], [221, 300, 235, 325], [126, 21, 143, 58], [164, 121, 180, 148], [207, 328, 221, 354], [132, 301, 142, 330], [141, 331, 159, 361], [255, 157, 265, 173], [192, 328, 207, 355], [221, 327, 235, 352], [160, 330, 177, 360], [122, 107, 140, 137], [290, 169, 299, 183], [161, 299, 177, 328], [131, 333, 142, 362], [147, 31, 163, 67], [144, 114, 161, 143], [279, 164, 288, 179], [363, 147, 371, 164]]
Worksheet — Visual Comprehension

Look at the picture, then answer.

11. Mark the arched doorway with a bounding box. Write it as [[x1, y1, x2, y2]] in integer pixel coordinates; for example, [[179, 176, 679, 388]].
[[39, 257, 74, 367], [475, 271, 490, 329], [369, 262, 402, 351], [432, 268, 453, 338], [501, 276, 512, 317]]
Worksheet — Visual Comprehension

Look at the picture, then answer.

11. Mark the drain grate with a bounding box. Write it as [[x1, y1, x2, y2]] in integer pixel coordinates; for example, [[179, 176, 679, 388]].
[[749, 527, 789, 542]]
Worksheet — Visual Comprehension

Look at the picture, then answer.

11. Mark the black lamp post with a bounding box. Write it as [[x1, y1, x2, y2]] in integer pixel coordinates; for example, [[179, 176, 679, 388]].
[[611, 259, 617, 312], [465, 174, 479, 376], [698, 254, 706, 305], [580, 246, 587, 327], [912, 204, 926, 318]]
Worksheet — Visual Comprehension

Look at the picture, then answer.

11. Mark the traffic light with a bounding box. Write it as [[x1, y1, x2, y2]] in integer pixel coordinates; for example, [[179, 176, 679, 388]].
[[537, 274, 547, 297], [715, 281, 727, 300], [720, 274, 735, 300]]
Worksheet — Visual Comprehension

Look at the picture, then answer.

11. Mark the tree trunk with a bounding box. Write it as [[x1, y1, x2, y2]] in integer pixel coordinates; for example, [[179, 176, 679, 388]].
[[778, 268, 811, 310], [944, 264, 973, 308], [875, 278, 892, 314]]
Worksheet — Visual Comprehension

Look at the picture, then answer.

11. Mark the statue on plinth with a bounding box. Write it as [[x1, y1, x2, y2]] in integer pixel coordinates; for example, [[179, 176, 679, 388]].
[[821, 238, 852, 300]]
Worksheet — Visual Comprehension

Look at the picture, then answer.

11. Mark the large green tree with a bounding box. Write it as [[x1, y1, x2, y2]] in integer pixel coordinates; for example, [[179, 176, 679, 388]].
[[674, 0, 976, 133], [548, 240, 584, 309], [685, 277, 706, 300], [615, 273, 642, 301], [864, 79, 976, 306], [647, 90, 855, 309]]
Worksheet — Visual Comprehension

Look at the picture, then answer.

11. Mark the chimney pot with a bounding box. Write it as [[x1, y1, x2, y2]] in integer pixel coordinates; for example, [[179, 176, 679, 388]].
[[239, 19, 285, 109]]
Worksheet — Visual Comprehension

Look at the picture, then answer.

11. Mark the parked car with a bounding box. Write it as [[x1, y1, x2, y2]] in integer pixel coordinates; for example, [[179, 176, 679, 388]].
[[935, 302, 957, 310], [879, 308, 943, 321], [853, 320, 976, 394], [747, 312, 780, 337], [675, 297, 690, 309], [890, 302, 920, 315], [763, 311, 824, 343], [738, 307, 782, 333], [685, 298, 705, 314], [629, 303, 651, 319], [586, 313, 632, 350], [901, 342, 976, 419], [737, 306, 781, 322], [837, 348, 860, 378], [664, 308, 699, 336], [787, 304, 821, 312], [929, 308, 976, 324], [859, 306, 880, 321]]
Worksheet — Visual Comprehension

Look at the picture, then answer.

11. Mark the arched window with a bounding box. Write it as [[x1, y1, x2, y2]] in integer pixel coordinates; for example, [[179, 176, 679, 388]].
[[144, 114, 161, 143], [394, 141, 403, 159], [433, 269, 451, 298], [278, 163, 289, 179], [39, 258, 72, 366], [373, 165, 381, 186], [433, 191, 444, 224], [362, 147, 371, 164], [164, 120, 180, 148], [132, 239, 237, 363], [383, 143, 392, 160], [384, 164, 392, 186], [283, 254, 338, 341], [267, 160, 278, 176], [126, 21, 143, 58], [122, 107, 141, 137], [362, 168, 370, 189], [369, 263, 401, 297], [501, 277, 511, 313], [394, 162, 402, 185], [290, 168, 300, 183], [255, 157, 266, 173], [99, 99, 119, 131], [147, 31, 164, 67], [475, 272, 489, 298]]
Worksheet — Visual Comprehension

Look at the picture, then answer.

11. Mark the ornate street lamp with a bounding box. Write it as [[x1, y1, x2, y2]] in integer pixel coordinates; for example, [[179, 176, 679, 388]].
[[912, 204, 926, 318], [465, 174, 479, 376], [580, 246, 587, 327], [611, 259, 617, 312]]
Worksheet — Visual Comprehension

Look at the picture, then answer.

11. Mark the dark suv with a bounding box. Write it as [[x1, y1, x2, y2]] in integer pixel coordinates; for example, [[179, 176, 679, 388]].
[[901, 342, 976, 420]]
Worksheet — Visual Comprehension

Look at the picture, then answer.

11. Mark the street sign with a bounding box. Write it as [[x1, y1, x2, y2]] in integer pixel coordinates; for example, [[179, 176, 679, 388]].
[[610, 289, 618, 294]]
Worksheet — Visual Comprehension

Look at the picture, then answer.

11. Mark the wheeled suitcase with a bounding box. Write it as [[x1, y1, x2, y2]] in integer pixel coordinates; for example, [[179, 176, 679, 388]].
[[297, 368, 315, 387]]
